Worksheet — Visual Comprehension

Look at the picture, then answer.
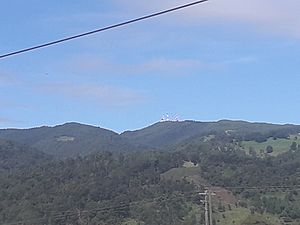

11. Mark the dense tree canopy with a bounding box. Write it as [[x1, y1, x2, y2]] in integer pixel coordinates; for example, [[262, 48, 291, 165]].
[[1, 121, 300, 225]]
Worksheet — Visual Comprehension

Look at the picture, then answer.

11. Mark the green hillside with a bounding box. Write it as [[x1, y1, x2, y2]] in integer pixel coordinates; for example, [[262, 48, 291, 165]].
[[1, 134, 300, 224], [1, 120, 300, 224], [1, 120, 300, 158], [242, 135, 300, 156], [0, 123, 138, 158], [122, 120, 300, 149], [0, 139, 51, 170]]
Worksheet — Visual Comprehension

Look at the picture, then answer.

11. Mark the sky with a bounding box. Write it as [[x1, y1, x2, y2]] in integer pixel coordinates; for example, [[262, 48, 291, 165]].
[[0, 0, 300, 132]]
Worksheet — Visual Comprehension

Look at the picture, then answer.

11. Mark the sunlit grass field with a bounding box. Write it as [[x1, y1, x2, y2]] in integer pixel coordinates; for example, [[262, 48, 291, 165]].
[[242, 135, 300, 156]]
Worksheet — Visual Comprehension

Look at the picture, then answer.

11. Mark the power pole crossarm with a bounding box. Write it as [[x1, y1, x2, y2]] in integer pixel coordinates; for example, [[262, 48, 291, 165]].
[[199, 190, 215, 225]]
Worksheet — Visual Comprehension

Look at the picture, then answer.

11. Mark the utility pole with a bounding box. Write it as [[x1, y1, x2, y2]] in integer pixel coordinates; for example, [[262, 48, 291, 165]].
[[199, 190, 215, 225], [199, 191, 209, 225], [208, 191, 213, 225], [204, 191, 209, 225]]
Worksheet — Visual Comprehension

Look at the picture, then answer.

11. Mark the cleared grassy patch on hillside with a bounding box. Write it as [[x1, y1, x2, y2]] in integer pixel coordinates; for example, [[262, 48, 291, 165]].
[[215, 207, 281, 225], [161, 167, 199, 180], [122, 219, 143, 225], [242, 135, 300, 156], [160, 166, 207, 188]]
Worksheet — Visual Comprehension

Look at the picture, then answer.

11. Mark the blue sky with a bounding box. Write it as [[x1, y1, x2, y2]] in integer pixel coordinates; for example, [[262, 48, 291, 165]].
[[0, 0, 300, 132]]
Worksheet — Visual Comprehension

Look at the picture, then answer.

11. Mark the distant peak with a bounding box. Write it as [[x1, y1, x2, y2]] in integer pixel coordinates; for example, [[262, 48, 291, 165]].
[[61, 122, 84, 126], [57, 122, 95, 128], [217, 119, 247, 123]]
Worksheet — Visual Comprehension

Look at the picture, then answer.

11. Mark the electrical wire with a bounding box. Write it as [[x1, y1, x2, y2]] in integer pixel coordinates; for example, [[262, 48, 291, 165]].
[[3, 186, 300, 225], [3, 193, 191, 225], [0, 0, 209, 59]]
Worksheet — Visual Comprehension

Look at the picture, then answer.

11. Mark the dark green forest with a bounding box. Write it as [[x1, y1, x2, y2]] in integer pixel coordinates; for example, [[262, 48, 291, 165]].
[[1, 120, 300, 225]]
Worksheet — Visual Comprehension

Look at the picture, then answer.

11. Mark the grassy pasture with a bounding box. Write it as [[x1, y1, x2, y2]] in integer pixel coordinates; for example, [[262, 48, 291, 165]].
[[241, 135, 300, 156], [215, 206, 281, 225]]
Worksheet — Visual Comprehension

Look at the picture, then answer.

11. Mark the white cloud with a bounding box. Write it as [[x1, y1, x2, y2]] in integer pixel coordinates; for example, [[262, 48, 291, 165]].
[[0, 116, 13, 124], [66, 56, 205, 76], [139, 58, 204, 74], [65, 55, 256, 76], [42, 83, 145, 107], [45, 11, 126, 29], [200, 0, 300, 38], [112, 0, 300, 38], [219, 56, 257, 65], [0, 70, 18, 86]]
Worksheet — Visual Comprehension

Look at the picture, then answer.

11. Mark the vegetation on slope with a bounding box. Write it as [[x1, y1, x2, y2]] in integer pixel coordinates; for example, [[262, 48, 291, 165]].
[[0, 123, 138, 158], [1, 120, 300, 224], [242, 134, 300, 156], [122, 120, 300, 148], [0, 139, 51, 170], [0, 151, 199, 225]]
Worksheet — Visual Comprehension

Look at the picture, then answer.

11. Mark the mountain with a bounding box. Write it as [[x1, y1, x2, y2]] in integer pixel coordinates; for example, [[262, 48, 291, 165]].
[[1, 120, 300, 158], [1, 139, 300, 225], [121, 120, 300, 148], [2, 120, 300, 224], [0, 122, 137, 158], [0, 139, 51, 170]]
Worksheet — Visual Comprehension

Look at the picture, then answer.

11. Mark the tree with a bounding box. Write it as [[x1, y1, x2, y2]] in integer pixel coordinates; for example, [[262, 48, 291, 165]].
[[248, 146, 257, 157], [218, 201, 225, 212], [259, 149, 265, 156], [290, 142, 297, 151], [266, 145, 273, 154]]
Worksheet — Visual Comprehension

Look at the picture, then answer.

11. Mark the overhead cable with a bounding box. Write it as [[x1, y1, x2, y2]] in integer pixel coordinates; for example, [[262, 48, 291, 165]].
[[0, 0, 209, 59]]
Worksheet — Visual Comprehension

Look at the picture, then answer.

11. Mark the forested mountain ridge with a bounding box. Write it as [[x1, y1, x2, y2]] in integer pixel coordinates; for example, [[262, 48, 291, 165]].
[[121, 120, 300, 148], [1, 120, 300, 159], [2, 120, 300, 224], [2, 138, 300, 225], [0, 139, 51, 170], [0, 122, 138, 158], [0, 150, 196, 225]]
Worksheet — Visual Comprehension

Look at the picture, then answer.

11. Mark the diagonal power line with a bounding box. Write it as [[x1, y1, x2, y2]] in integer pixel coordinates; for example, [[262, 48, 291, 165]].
[[0, 0, 209, 59]]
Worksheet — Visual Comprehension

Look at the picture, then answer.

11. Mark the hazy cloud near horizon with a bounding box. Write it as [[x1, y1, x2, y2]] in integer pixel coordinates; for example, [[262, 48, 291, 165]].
[[40, 83, 146, 108], [0, 70, 18, 86], [0, 116, 13, 125], [63, 55, 256, 77], [112, 0, 300, 38]]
